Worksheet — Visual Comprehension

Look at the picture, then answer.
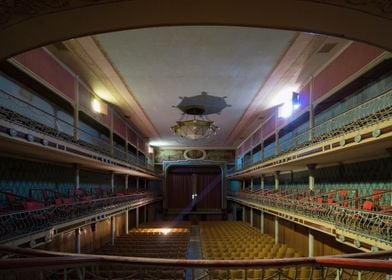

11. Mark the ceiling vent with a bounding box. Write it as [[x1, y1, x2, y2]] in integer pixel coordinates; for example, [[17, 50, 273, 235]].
[[317, 42, 338, 54]]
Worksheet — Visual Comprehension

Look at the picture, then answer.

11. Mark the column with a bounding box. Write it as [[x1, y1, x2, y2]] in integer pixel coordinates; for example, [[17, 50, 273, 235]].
[[144, 179, 148, 189], [125, 174, 129, 190], [309, 76, 315, 141], [111, 172, 115, 193], [144, 206, 147, 223], [260, 210, 264, 234], [233, 204, 237, 221], [111, 216, 116, 245], [250, 178, 254, 191], [274, 171, 280, 190], [242, 180, 245, 190], [274, 217, 279, 244], [136, 208, 139, 228], [250, 208, 254, 227], [75, 228, 81, 253], [307, 164, 317, 191], [260, 175, 264, 190], [125, 210, 129, 234], [309, 230, 314, 257], [242, 206, 245, 222], [75, 165, 80, 189], [73, 76, 79, 141], [136, 177, 140, 190]]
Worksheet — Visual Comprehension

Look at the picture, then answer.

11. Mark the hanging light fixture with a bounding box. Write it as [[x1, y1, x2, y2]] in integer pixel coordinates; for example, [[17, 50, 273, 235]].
[[171, 106, 219, 140]]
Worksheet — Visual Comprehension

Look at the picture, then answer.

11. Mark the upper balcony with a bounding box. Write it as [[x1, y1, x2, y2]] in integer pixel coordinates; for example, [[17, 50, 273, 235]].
[[230, 84, 392, 178], [0, 84, 158, 178]]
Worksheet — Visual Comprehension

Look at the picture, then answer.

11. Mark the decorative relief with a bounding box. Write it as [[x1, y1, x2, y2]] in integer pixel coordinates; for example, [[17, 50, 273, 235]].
[[155, 149, 235, 163]]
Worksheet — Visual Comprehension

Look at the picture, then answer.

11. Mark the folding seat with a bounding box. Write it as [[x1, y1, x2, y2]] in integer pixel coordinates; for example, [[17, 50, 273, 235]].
[[230, 269, 244, 280]]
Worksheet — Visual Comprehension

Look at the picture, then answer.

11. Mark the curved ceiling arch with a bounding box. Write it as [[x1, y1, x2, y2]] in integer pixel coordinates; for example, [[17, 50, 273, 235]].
[[1, 0, 392, 61]]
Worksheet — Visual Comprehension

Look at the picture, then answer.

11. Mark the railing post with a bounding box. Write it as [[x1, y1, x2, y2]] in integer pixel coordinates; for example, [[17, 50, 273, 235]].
[[125, 210, 129, 234], [75, 228, 81, 253], [136, 207, 140, 228], [111, 216, 116, 245]]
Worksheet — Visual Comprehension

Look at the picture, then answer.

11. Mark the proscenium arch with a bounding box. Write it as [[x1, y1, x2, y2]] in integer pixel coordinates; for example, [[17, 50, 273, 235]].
[[1, 0, 392, 61]]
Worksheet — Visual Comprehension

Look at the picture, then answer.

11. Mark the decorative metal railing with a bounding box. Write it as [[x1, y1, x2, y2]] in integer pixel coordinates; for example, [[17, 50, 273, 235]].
[[0, 245, 391, 280], [0, 88, 154, 171], [238, 89, 392, 171], [0, 191, 159, 243], [229, 191, 392, 244]]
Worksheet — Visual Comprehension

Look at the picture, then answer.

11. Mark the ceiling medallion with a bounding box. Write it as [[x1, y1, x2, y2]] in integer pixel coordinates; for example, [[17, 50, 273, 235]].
[[171, 92, 230, 141]]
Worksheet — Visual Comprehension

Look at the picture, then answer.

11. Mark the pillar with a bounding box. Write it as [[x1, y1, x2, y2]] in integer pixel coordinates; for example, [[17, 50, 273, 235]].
[[73, 76, 79, 141], [144, 179, 148, 189], [250, 177, 254, 191], [233, 204, 237, 221], [136, 177, 140, 190], [242, 180, 245, 190], [274, 216, 279, 244], [309, 76, 315, 141], [250, 208, 254, 227], [125, 174, 129, 190], [260, 175, 264, 190], [144, 206, 147, 223], [307, 164, 317, 191], [75, 165, 80, 189], [75, 228, 81, 253], [111, 172, 115, 193], [125, 210, 129, 234], [242, 206, 245, 222], [309, 230, 314, 257], [274, 171, 280, 190], [110, 216, 116, 245], [260, 210, 264, 234], [136, 208, 139, 228]]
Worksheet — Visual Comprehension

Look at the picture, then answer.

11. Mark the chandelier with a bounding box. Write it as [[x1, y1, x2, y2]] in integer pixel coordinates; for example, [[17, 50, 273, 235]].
[[171, 106, 219, 140]]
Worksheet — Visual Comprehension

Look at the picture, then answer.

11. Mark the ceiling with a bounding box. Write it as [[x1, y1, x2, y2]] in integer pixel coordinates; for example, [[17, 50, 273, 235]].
[[46, 26, 351, 149]]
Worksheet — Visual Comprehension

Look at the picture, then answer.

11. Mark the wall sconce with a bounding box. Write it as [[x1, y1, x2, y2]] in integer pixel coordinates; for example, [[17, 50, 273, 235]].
[[91, 97, 108, 115]]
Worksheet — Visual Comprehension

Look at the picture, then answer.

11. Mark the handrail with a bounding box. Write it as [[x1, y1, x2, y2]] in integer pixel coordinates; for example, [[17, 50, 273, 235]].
[[0, 88, 155, 172], [233, 88, 392, 173], [0, 245, 391, 272]]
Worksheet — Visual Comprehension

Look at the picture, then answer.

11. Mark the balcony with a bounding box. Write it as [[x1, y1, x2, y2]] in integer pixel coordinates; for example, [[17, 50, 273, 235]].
[[228, 189, 392, 250]]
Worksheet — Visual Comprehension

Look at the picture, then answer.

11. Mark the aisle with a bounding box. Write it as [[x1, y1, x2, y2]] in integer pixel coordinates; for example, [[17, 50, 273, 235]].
[[185, 225, 206, 279]]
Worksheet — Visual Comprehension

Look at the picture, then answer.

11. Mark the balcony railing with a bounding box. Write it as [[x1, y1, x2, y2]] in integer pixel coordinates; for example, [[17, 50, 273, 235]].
[[237, 89, 392, 171], [0, 245, 391, 280], [229, 191, 392, 244], [0, 191, 160, 243], [0, 88, 154, 171]]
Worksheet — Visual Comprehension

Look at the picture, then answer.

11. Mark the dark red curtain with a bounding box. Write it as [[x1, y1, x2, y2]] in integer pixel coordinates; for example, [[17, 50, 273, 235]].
[[166, 173, 193, 209], [196, 174, 221, 209]]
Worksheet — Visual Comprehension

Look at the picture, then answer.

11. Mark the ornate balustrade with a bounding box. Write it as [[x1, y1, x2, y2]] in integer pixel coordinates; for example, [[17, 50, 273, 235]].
[[236, 89, 392, 172], [0, 245, 390, 280], [0, 88, 154, 172], [0, 191, 161, 243], [229, 191, 392, 245]]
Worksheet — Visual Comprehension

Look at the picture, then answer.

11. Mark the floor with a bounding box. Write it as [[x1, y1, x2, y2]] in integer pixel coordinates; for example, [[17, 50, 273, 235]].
[[185, 225, 206, 280]]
